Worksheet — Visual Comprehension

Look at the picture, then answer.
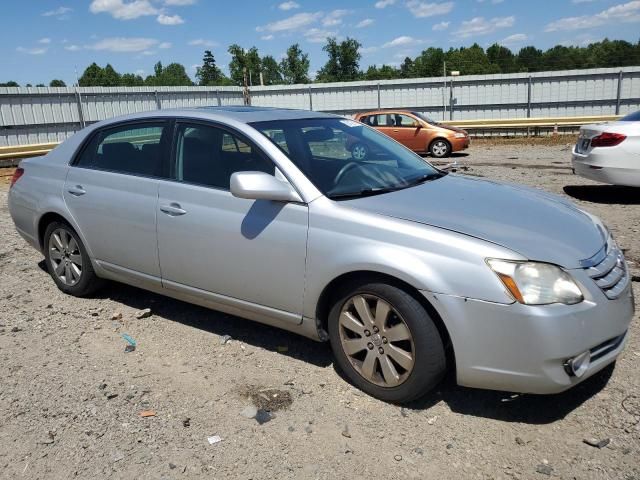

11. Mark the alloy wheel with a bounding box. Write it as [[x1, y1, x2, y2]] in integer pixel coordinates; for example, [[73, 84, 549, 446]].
[[338, 294, 415, 387], [432, 140, 448, 157], [48, 228, 83, 286]]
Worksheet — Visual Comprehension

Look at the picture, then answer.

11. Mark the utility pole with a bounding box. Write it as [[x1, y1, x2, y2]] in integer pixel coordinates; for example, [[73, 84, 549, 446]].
[[442, 61, 447, 121], [242, 67, 250, 106]]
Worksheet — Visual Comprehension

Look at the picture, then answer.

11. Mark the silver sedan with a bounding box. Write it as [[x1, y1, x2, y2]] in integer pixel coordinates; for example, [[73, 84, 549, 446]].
[[8, 107, 634, 403]]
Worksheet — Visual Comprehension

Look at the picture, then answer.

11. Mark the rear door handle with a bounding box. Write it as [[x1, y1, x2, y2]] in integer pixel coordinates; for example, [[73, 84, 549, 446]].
[[160, 203, 187, 216], [67, 185, 86, 196]]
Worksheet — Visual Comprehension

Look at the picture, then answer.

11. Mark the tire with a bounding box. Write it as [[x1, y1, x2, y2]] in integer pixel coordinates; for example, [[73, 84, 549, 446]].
[[429, 138, 451, 158], [350, 143, 369, 161], [43, 221, 103, 297], [328, 281, 446, 403]]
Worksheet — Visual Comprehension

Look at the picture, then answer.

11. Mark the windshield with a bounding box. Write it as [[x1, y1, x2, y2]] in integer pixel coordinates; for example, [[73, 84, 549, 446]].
[[620, 111, 640, 121], [250, 117, 443, 199], [413, 112, 439, 125]]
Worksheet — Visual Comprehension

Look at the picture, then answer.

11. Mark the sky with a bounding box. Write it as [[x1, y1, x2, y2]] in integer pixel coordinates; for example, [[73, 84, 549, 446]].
[[1, 0, 640, 85]]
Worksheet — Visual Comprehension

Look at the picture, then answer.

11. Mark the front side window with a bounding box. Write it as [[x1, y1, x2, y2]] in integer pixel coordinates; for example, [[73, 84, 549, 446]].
[[251, 118, 443, 199], [173, 123, 274, 190], [76, 122, 167, 177], [396, 114, 418, 127]]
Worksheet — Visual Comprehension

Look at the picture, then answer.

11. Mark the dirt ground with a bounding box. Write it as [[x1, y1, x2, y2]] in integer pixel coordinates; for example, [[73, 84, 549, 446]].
[[0, 141, 639, 480]]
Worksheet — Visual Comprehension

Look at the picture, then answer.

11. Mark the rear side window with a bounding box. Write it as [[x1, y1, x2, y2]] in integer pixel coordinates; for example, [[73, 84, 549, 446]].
[[173, 123, 274, 190], [75, 122, 167, 177]]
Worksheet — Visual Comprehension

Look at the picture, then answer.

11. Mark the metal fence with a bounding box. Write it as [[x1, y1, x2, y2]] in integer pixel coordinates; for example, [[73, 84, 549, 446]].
[[1, 66, 639, 146]]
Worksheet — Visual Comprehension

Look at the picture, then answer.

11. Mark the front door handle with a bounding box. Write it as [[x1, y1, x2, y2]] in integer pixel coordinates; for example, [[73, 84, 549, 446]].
[[160, 203, 187, 216], [393, 129, 399, 132], [67, 185, 86, 196]]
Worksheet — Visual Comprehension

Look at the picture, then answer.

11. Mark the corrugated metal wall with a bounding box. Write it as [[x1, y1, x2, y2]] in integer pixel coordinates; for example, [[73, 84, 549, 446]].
[[1, 67, 639, 146]]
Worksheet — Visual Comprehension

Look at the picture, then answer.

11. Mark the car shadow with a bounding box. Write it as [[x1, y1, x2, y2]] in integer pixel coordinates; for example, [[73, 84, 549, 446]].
[[402, 363, 615, 424], [563, 185, 640, 205], [38, 259, 613, 423]]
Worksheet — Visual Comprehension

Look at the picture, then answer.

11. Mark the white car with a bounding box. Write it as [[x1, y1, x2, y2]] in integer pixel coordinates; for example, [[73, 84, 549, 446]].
[[572, 111, 640, 187]]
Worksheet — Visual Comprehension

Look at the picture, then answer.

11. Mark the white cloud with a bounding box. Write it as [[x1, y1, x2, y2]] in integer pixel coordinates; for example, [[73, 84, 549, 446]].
[[383, 35, 419, 47], [89, 0, 158, 20], [571, 0, 598, 3], [432, 21, 449, 30], [453, 16, 515, 37], [375, 0, 396, 8], [257, 12, 323, 32], [356, 18, 375, 28], [278, 1, 300, 10], [361, 46, 380, 54], [159, 41, 172, 48], [157, 13, 184, 24], [17, 46, 48, 55], [42, 6, 73, 17], [38, 38, 52, 44], [86, 37, 160, 52], [304, 28, 337, 43], [261, 34, 275, 40], [501, 33, 528, 46], [546, 1, 640, 31], [164, 0, 196, 4], [188, 39, 218, 47], [406, 1, 454, 18], [65, 45, 81, 51], [323, 9, 350, 26], [135, 69, 145, 75]]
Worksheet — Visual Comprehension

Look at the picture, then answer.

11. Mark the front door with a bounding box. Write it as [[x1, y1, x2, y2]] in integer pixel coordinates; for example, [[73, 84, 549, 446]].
[[64, 121, 170, 277], [156, 121, 308, 316]]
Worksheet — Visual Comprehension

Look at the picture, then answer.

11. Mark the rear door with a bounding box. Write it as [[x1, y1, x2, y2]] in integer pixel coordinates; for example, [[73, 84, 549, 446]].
[[64, 121, 170, 277]]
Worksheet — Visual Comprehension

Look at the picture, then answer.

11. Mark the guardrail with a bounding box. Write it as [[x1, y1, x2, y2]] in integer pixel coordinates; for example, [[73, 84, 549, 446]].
[[0, 115, 621, 163]]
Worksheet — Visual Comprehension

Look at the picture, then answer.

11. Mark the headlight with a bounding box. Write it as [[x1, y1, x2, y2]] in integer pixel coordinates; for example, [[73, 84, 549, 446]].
[[487, 259, 583, 305], [454, 132, 466, 138]]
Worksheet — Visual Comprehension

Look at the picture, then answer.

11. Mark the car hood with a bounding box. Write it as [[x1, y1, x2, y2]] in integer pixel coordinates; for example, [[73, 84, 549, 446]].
[[343, 174, 605, 269], [434, 123, 467, 134]]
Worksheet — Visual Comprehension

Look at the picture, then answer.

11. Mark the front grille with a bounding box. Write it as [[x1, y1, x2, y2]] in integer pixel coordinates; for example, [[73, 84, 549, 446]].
[[590, 331, 627, 361], [585, 244, 629, 300]]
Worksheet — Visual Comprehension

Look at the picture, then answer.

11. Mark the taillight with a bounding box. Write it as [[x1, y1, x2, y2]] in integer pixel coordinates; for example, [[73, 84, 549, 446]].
[[9, 167, 24, 188], [590, 132, 626, 148]]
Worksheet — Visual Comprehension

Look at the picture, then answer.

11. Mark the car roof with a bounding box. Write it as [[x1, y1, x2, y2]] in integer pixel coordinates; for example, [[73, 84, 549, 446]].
[[92, 106, 339, 128], [356, 110, 417, 116]]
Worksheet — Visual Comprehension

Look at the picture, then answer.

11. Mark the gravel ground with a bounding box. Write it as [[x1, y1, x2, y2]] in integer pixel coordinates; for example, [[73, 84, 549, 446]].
[[0, 141, 639, 480]]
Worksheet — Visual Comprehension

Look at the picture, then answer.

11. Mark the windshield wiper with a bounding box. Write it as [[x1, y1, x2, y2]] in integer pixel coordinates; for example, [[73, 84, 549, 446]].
[[327, 186, 402, 199], [328, 173, 443, 200], [404, 172, 443, 187]]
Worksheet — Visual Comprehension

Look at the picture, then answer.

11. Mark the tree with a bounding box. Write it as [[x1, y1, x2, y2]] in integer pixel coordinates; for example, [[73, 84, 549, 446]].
[[412, 47, 445, 77], [145, 62, 193, 86], [363, 64, 400, 80], [400, 57, 415, 78], [0, 81, 19, 87], [445, 44, 498, 75], [120, 73, 144, 86], [79, 63, 103, 86], [101, 64, 120, 86], [196, 50, 226, 86], [516, 46, 543, 72], [487, 44, 516, 73], [261, 55, 283, 85], [316, 37, 362, 82], [49, 79, 66, 87], [280, 43, 310, 84], [228, 44, 262, 86]]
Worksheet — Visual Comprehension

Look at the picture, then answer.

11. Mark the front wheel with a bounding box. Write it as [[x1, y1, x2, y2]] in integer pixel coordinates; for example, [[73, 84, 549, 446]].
[[44, 221, 103, 297], [328, 282, 446, 403], [430, 139, 451, 158]]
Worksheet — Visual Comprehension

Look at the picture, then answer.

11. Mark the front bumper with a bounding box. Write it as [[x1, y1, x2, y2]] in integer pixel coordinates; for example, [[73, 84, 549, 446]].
[[422, 273, 634, 394], [451, 136, 470, 152]]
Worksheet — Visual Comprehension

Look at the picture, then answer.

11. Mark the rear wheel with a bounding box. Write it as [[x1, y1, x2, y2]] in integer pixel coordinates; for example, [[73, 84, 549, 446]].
[[328, 282, 446, 403], [430, 139, 451, 158], [44, 221, 102, 297]]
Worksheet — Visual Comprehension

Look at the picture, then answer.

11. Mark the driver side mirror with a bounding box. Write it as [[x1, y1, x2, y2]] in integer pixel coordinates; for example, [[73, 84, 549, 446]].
[[230, 171, 303, 203], [412, 120, 422, 128]]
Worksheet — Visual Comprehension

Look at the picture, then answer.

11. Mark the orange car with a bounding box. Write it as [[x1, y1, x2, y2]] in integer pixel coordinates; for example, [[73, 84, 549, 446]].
[[353, 110, 469, 158]]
